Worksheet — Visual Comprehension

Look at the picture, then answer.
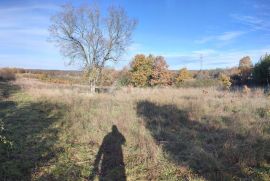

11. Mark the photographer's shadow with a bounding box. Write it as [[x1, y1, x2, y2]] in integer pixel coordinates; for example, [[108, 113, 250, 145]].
[[89, 125, 126, 181]]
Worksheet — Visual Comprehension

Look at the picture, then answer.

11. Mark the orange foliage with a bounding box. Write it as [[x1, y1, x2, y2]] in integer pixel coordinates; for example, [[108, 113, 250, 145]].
[[150, 56, 172, 86], [130, 54, 154, 87]]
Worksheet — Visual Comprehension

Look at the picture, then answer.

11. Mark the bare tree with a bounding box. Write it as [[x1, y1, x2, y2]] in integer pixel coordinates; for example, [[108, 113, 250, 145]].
[[49, 3, 137, 92]]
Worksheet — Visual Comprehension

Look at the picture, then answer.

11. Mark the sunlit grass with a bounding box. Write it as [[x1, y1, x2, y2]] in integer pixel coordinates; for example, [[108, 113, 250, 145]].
[[0, 78, 269, 180]]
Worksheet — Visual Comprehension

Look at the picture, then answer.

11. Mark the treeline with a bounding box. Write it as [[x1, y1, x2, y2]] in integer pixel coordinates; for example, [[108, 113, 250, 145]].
[[229, 54, 270, 87], [2, 53, 270, 88], [117, 54, 223, 88], [115, 53, 270, 88]]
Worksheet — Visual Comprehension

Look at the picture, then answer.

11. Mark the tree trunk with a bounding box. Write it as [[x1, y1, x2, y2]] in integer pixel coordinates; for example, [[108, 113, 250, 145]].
[[89, 67, 102, 93], [89, 80, 96, 93]]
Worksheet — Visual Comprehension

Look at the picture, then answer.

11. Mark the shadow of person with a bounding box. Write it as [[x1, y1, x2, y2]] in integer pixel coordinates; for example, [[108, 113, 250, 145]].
[[89, 125, 126, 181]]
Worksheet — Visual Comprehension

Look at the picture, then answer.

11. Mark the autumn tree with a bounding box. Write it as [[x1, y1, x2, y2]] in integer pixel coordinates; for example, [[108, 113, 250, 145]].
[[175, 68, 192, 84], [49, 3, 136, 92], [130, 54, 154, 87], [238, 56, 253, 83], [150, 56, 172, 86]]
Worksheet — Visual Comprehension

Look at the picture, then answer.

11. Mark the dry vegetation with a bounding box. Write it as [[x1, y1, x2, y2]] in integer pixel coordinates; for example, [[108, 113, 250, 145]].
[[0, 77, 269, 180], [0, 68, 17, 81]]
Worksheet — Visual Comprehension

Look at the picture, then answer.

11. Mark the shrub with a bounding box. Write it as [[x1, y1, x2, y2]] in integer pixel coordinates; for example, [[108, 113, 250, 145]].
[[175, 68, 192, 84], [117, 68, 132, 86], [219, 73, 231, 90]]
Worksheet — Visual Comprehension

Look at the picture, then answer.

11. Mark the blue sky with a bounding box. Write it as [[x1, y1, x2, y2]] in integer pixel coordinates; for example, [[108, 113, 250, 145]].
[[0, 0, 270, 70]]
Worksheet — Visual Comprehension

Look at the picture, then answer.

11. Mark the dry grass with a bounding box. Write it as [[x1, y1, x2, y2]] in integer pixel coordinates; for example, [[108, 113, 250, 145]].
[[0, 68, 16, 81], [1, 77, 269, 180]]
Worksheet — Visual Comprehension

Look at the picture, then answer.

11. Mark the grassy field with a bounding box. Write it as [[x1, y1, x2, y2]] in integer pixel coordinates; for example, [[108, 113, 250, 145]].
[[0, 77, 269, 180]]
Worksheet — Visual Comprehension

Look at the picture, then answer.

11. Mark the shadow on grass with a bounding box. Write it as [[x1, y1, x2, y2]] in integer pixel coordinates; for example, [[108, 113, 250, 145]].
[[0, 81, 20, 100], [0, 81, 65, 181], [89, 125, 126, 181], [137, 100, 269, 180]]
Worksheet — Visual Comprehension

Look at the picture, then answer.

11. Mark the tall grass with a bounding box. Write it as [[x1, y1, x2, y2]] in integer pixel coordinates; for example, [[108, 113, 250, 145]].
[[1, 77, 269, 180]]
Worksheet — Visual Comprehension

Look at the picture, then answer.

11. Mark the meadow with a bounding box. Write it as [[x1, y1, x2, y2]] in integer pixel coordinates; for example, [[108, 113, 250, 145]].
[[0, 74, 269, 181]]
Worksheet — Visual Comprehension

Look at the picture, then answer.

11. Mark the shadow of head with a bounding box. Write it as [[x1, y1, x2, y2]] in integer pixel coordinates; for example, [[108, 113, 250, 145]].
[[89, 125, 126, 181], [136, 100, 269, 180]]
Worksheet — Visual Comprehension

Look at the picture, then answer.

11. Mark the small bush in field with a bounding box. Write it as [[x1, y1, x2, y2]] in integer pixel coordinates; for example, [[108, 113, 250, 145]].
[[219, 73, 231, 90], [0, 68, 16, 81], [175, 68, 192, 84]]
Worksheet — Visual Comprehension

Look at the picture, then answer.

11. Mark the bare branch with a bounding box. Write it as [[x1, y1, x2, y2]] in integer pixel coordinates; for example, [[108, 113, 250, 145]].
[[49, 3, 136, 91]]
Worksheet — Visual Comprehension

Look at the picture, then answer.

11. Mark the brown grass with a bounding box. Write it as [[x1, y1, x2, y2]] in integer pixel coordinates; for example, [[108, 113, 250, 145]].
[[1, 77, 269, 180]]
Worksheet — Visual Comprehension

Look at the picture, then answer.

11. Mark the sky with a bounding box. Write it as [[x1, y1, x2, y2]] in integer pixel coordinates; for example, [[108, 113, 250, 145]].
[[0, 0, 270, 70]]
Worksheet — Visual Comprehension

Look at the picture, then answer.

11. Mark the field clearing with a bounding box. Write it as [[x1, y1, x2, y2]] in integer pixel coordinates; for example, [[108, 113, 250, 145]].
[[0, 77, 270, 180]]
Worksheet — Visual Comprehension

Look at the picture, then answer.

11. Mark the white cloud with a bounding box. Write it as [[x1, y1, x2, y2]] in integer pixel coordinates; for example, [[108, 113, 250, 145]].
[[218, 31, 244, 41], [192, 49, 217, 56], [118, 45, 270, 70], [195, 31, 245, 44], [157, 47, 270, 70], [0, 3, 65, 69], [0, 4, 59, 14], [231, 14, 270, 31]]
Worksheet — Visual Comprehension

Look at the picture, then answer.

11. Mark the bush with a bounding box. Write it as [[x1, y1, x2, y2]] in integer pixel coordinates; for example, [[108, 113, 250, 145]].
[[175, 68, 192, 85], [219, 73, 231, 90], [0, 68, 16, 81], [117, 68, 132, 86]]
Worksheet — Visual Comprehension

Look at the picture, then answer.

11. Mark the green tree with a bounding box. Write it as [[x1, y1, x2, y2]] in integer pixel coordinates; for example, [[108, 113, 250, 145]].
[[253, 54, 270, 85]]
